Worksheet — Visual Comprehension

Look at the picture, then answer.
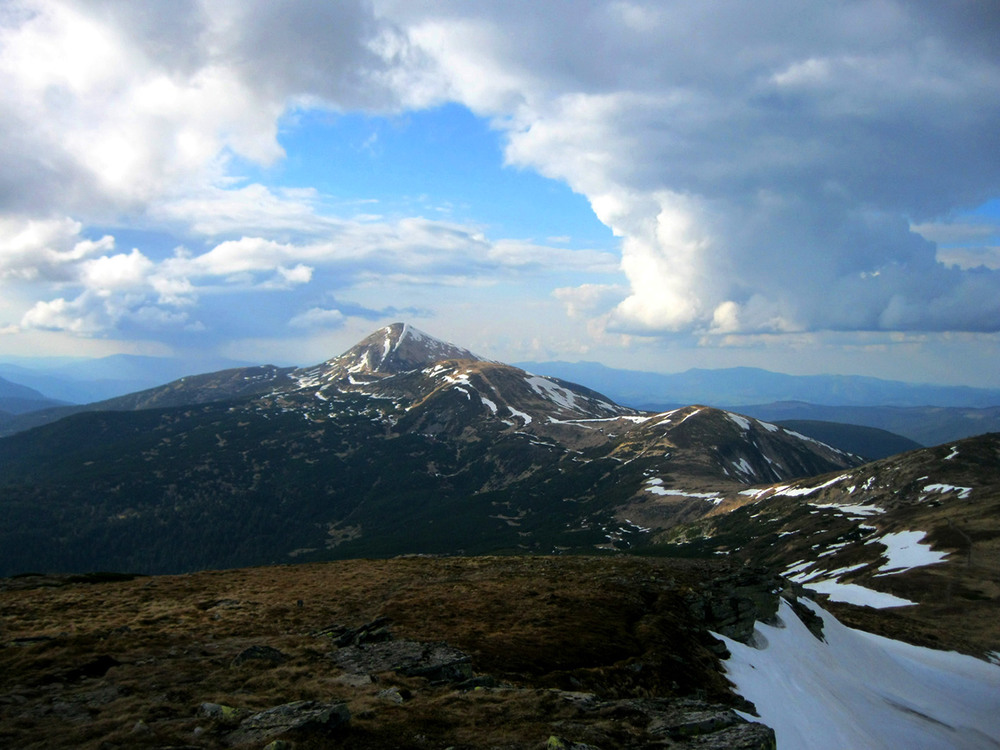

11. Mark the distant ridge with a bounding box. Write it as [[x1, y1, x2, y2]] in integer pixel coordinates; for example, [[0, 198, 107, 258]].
[[517, 361, 1000, 409], [0, 376, 66, 415]]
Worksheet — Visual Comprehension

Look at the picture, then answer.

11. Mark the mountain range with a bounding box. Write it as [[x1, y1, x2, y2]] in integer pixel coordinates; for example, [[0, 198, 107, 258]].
[[4, 346, 999, 443], [0, 322, 997, 749], [0, 323, 871, 575], [517, 360, 1000, 409], [518, 360, 1000, 446], [0, 375, 67, 416], [0, 354, 256, 405]]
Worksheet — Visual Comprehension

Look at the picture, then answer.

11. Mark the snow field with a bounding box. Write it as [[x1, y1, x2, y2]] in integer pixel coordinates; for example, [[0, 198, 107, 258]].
[[718, 599, 1000, 749]]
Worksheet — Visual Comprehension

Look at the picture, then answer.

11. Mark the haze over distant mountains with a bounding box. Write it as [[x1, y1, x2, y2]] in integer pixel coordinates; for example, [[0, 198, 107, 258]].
[[516, 361, 1000, 410], [518, 361, 1000, 447], [3, 348, 999, 449], [0, 354, 257, 404], [4, 351, 1000, 411]]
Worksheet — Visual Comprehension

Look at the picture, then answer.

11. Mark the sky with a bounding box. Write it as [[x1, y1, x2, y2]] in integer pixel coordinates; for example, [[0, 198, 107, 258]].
[[1, 1, 999, 386]]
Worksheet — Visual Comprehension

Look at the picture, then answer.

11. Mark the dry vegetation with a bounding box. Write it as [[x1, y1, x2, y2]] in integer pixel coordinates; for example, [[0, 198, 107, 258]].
[[0, 556, 763, 749]]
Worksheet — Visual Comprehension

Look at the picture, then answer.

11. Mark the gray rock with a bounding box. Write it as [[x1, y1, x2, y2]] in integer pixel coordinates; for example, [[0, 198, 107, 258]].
[[645, 698, 741, 738], [546, 736, 603, 750], [231, 645, 288, 667], [332, 640, 473, 684], [377, 686, 409, 704], [688, 721, 776, 749], [313, 616, 393, 647], [199, 702, 244, 726], [226, 700, 350, 746]]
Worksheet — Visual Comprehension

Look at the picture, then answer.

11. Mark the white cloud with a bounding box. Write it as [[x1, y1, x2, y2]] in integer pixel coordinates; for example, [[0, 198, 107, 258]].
[[81, 250, 155, 293], [0, 217, 114, 282], [381, 1, 1000, 335], [553, 283, 626, 319], [289, 307, 346, 329], [2, 0, 1000, 352], [2, 208, 614, 337], [936, 247, 1000, 271], [912, 221, 997, 245]]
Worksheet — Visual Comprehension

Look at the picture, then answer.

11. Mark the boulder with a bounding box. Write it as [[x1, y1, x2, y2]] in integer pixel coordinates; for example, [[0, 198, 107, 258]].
[[313, 616, 393, 647], [199, 702, 244, 726], [230, 645, 289, 667], [332, 639, 473, 683], [225, 700, 349, 746]]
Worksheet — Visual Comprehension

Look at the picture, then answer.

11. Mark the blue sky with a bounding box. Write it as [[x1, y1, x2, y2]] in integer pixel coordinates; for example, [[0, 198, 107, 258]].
[[1, 1, 999, 387]]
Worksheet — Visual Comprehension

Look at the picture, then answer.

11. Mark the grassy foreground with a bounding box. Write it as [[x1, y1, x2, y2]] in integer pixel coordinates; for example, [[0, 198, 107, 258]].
[[0, 556, 778, 749]]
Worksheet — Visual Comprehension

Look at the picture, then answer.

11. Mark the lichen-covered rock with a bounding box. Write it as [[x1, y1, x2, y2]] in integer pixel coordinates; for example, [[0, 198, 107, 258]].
[[684, 567, 817, 646], [645, 698, 742, 738], [230, 644, 289, 667], [331, 639, 473, 683], [687, 721, 776, 749], [377, 686, 409, 704], [312, 615, 393, 646], [546, 736, 603, 750], [225, 700, 349, 746], [199, 701, 244, 726]]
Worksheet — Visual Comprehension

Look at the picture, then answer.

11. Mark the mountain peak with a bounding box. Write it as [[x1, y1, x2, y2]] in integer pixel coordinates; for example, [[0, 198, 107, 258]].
[[326, 323, 480, 377]]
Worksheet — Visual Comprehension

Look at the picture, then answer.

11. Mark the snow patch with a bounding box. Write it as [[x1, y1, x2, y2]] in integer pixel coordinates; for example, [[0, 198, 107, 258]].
[[507, 406, 532, 425], [718, 599, 1000, 749], [871, 530, 948, 576], [808, 500, 884, 518], [727, 412, 751, 431], [525, 375, 580, 411], [731, 457, 755, 478], [922, 483, 973, 500], [774, 474, 851, 498], [644, 483, 722, 503]]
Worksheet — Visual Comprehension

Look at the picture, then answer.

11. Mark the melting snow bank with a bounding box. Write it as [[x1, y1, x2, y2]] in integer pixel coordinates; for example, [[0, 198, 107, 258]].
[[717, 599, 1000, 750]]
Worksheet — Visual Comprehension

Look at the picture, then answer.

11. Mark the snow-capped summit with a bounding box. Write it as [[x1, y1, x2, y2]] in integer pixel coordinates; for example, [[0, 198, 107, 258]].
[[322, 323, 480, 378]]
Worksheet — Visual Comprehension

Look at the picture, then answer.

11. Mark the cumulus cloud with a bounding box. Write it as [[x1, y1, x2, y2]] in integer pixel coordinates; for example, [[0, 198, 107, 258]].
[[2, 0, 1000, 348], [0, 217, 114, 282], [383, 0, 1000, 336], [3, 210, 612, 337], [553, 283, 626, 319], [0, 0, 412, 218], [289, 307, 346, 329]]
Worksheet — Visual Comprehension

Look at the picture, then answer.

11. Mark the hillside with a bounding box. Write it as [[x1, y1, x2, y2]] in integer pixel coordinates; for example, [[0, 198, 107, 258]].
[[635, 432, 1000, 659], [0, 324, 860, 576], [0, 375, 65, 416], [771, 419, 922, 460]]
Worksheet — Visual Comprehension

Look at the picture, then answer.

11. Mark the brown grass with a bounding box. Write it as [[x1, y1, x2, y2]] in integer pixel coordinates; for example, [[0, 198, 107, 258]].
[[0, 556, 741, 749]]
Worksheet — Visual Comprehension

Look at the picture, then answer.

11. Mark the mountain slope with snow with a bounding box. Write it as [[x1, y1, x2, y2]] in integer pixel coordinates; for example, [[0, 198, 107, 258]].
[[0, 323, 860, 575], [650, 431, 1000, 661]]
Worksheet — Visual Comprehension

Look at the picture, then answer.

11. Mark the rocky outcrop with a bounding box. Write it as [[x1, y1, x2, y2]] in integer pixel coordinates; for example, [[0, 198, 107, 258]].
[[684, 566, 821, 648], [546, 694, 776, 749], [312, 615, 393, 647], [230, 645, 288, 667], [224, 700, 349, 746], [332, 639, 473, 684]]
